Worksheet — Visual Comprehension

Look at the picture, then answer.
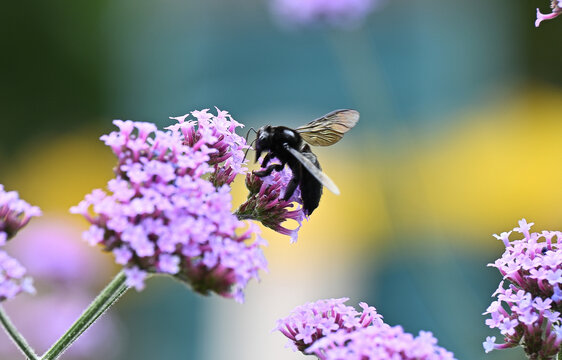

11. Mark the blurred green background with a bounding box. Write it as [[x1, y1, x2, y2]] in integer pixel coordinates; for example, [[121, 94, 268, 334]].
[[2, 0, 562, 359]]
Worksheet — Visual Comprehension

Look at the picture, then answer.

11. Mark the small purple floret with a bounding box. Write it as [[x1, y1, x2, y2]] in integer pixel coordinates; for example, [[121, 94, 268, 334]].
[[536, 0, 562, 27]]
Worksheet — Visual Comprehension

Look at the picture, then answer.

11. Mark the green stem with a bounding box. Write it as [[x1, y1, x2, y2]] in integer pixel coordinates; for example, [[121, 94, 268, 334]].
[[40, 270, 129, 360], [0, 305, 39, 360]]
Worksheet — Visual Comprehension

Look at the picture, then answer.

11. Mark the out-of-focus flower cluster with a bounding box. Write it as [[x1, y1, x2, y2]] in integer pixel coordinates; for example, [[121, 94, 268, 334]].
[[0, 185, 41, 242], [483, 219, 562, 359], [276, 298, 455, 359], [270, 0, 381, 29], [236, 164, 305, 243], [536, 0, 562, 27], [0, 185, 37, 301], [71, 108, 267, 302]]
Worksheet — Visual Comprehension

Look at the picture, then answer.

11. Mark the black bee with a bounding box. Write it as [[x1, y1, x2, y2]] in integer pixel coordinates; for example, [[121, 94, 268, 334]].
[[253, 109, 359, 215]]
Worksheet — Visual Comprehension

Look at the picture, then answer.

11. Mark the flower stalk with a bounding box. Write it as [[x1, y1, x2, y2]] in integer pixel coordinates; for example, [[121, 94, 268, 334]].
[[40, 270, 129, 360], [0, 305, 39, 360]]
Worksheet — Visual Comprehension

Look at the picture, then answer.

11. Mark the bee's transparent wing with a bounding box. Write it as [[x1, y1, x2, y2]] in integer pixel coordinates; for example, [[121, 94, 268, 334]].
[[285, 146, 340, 195], [296, 109, 359, 147]]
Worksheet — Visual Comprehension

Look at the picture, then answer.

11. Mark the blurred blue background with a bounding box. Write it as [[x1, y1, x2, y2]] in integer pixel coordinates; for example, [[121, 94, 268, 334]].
[[2, 0, 562, 359]]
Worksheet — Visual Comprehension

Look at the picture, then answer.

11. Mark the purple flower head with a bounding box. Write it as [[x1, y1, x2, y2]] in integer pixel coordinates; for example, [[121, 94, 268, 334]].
[[270, 0, 383, 29], [306, 326, 455, 360], [276, 298, 455, 359], [0, 185, 38, 302], [236, 163, 306, 243], [71, 109, 267, 302], [484, 220, 562, 358], [275, 298, 384, 353], [536, 0, 562, 27], [0, 184, 41, 241]]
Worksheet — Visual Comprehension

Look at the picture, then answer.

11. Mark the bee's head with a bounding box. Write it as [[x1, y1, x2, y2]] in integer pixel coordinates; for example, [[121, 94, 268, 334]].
[[254, 125, 272, 162]]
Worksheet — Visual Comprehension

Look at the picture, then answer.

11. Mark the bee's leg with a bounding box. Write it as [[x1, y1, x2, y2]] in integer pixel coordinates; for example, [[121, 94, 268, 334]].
[[282, 165, 301, 201], [254, 163, 284, 177], [260, 153, 273, 168]]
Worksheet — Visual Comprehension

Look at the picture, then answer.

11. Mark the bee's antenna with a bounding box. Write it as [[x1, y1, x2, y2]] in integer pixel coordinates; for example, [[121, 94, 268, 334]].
[[245, 127, 257, 143], [243, 128, 258, 163]]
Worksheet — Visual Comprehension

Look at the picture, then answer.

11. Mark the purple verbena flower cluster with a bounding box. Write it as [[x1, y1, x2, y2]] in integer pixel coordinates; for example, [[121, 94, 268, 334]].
[[0, 185, 38, 301], [0, 185, 41, 242], [70, 108, 267, 302], [275, 298, 383, 352], [483, 219, 562, 359], [308, 325, 455, 360], [236, 163, 305, 243], [276, 298, 455, 359], [536, 0, 562, 27], [270, 0, 381, 29], [0, 252, 35, 302]]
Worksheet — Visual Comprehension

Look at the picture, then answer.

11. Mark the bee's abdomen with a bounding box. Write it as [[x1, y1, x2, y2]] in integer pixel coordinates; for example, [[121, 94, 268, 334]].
[[300, 168, 323, 216], [297, 145, 323, 216]]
